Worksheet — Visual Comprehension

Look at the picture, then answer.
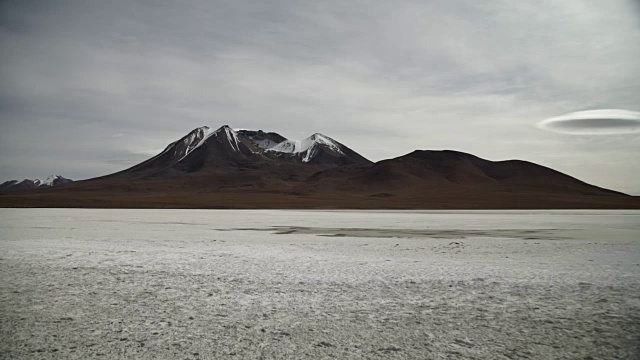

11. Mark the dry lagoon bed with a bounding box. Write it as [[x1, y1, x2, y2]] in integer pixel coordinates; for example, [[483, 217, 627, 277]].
[[1, 209, 639, 359]]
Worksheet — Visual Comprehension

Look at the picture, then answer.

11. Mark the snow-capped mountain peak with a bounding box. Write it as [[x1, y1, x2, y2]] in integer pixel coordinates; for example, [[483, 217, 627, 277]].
[[214, 125, 242, 152], [181, 126, 215, 157], [119, 125, 371, 177], [305, 133, 343, 153], [159, 125, 243, 162], [156, 126, 214, 162], [168, 126, 347, 160], [171, 125, 243, 161]]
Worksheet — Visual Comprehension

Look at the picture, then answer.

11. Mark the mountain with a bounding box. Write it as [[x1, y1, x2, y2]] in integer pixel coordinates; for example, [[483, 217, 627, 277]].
[[0, 175, 73, 192], [0, 126, 637, 209], [305, 150, 624, 196], [0, 180, 27, 191], [108, 125, 371, 179]]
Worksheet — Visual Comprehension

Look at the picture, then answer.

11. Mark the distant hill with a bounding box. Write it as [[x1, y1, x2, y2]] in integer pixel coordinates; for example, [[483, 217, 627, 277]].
[[0, 126, 637, 209], [0, 175, 72, 192], [306, 150, 625, 196]]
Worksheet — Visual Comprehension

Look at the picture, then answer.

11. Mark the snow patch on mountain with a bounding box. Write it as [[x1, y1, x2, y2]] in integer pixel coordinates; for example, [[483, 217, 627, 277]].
[[39, 175, 65, 187], [176, 126, 215, 161], [268, 133, 344, 162], [148, 126, 365, 167], [306, 133, 343, 154], [222, 126, 241, 152], [269, 140, 300, 153], [269, 134, 342, 153], [173, 125, 243, 161]]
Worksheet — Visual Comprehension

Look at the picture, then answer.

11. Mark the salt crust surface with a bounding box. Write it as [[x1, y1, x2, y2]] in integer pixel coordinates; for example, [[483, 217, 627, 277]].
[[1, 209, 639, 359]]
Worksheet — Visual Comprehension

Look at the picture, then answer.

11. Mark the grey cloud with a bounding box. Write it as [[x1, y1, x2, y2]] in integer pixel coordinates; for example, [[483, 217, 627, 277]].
[[1, 0, 640, 194]]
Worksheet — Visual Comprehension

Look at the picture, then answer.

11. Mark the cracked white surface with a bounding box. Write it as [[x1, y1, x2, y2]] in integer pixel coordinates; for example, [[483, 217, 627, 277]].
[[1, 209, 639, 359]]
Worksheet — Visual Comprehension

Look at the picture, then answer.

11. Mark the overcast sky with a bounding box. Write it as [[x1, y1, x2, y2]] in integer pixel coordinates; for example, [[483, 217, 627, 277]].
[[1, 0, 639, 193]]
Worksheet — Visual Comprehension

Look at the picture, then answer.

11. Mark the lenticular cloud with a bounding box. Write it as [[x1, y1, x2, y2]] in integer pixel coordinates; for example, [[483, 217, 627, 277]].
[[538, 109, 640, 135]]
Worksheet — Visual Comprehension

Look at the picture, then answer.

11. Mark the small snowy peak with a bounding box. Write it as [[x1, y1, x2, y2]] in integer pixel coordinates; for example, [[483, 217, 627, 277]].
[[308, 133, 343, 153], [39, 175, 66, 187], [36, 175, 72, 187], [1, 175, 72, 191], [268, 133, 345, 160]]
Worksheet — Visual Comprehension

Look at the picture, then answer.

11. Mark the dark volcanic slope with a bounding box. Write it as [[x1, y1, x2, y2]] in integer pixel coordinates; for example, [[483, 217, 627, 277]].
[[307, 150, 625, 196], [1, 128, 637, 209], [107, 126, 257, 178]]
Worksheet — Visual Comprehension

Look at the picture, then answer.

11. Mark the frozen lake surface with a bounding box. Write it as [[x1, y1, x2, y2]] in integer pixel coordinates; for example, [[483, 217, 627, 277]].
[[1, 209, 639, 359]]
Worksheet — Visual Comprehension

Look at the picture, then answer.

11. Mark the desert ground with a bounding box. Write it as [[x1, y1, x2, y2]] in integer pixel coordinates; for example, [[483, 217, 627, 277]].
[[1, 209, 639, 359]]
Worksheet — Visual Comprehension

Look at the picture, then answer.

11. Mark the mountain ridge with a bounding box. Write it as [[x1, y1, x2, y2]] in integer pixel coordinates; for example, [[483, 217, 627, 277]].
[[0, 175, 73, 192], [1, 125, 637, 209], [104, 125, 372, 179]]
